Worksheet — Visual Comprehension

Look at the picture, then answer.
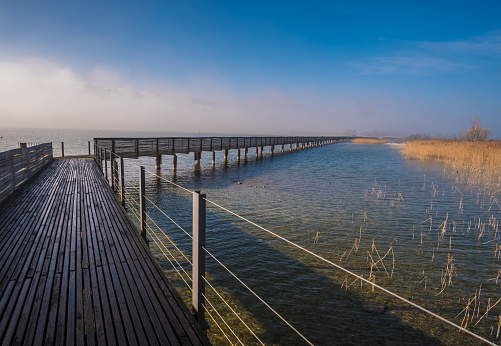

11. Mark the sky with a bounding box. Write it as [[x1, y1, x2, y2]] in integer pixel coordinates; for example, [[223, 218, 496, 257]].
[[0, 1, 500, 137]]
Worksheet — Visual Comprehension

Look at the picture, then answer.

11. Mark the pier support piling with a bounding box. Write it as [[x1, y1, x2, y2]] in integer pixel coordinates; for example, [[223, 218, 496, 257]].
[[172, 154, 177, 172], [155, 155, 162, 170], [244, 148, 248, 160], [194, 152, 201, 169], [237, 149, 240, 162], [270, 145, 274, 155], [223, 149, 229, 163], [212, 151, 216, 166]]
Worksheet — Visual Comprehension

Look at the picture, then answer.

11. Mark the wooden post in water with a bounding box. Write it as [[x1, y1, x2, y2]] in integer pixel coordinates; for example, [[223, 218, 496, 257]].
[[270, 145, 274, 155], [192, 191, 206, 329], [194, 152, 201, 169], [212, 151, 216, 166], [120, 157, 125, 208], [139, 166, 147, 242], [155, 155, 162, 170], [255, 147, 258, 156], [237, 149, 240, 162], [243, 148, 248, 160], [172, 155, 177, 172], [259, 146, 263, 157], [61, 142, 65, 157], [223, 149, 228, 163], [281, 144, 284, 153], [289, 144, 292, 151], [88, 141, 91, 155]]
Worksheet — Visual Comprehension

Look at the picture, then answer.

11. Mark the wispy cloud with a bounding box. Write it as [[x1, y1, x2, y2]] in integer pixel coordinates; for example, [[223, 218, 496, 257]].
[[351, 31, 500, 75], [350, 56, 471, 75], [419, 31, 501, 56]]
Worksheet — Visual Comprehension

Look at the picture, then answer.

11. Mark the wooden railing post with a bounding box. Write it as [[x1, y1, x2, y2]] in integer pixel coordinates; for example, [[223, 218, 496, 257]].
[[61, 142, 65, 157], [139, 166, 147, 242], [120, 157, 125, 208], [99, 147, 103, 172], [104, 150, 108, 182], [192, 191, 206, 329], [88, 141, 91, 155], [111, 153, 116, 191]]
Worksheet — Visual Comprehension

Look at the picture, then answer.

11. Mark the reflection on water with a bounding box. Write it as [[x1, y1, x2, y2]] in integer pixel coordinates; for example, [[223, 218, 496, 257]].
[[134, 143, 501, 345], [3, 128, 499, 344]]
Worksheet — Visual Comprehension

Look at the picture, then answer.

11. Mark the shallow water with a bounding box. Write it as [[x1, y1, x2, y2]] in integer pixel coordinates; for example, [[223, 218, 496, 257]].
[[135, 143, 501, 345], [2, 127, 500, 345]]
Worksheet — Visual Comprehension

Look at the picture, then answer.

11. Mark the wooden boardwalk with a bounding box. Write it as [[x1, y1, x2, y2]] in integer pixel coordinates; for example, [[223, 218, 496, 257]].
[[0, 158, 210, 345]]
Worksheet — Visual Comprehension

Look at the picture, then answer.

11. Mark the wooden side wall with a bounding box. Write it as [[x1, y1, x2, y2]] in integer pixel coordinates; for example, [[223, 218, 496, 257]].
[[95, 136, 346, 158], [0, 143, 53, 205]]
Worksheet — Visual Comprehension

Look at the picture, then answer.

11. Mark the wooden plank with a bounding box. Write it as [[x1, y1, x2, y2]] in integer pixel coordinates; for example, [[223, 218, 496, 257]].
[[0, 158, 209, 346]]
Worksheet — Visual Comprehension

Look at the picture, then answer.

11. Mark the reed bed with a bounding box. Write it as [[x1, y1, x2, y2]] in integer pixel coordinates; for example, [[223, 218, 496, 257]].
[[403, 140, 501, 192], [351, 138, 389, 145]]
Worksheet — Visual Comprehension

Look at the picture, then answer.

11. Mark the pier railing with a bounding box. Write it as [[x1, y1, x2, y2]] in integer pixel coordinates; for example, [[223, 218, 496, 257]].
[[0, 143, 53, 205], [93, 144, 496, 345], [94, 136, 348, 158]]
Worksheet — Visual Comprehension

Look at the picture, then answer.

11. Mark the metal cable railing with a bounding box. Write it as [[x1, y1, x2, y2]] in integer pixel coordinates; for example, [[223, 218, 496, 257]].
[[94, 145, 498, 346]]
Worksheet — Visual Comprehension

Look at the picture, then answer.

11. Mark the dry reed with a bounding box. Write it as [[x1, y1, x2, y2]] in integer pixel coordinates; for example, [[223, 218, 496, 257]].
[[351, 138, 389, 145], [403, 140, 501, 192]]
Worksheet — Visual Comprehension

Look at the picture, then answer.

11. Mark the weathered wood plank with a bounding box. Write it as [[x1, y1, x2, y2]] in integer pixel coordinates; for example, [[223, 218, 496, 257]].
[[0, 143, 52, 205], [0, 158, 210, 345]]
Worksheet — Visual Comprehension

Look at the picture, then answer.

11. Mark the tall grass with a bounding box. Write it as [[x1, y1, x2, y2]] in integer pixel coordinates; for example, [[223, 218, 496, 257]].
[[351, 138, 389, 145], [403, 140, 501, 192]]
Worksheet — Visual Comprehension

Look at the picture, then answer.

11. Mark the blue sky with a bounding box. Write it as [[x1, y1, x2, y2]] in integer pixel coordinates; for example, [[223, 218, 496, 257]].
[[0, 1, 500, 136]]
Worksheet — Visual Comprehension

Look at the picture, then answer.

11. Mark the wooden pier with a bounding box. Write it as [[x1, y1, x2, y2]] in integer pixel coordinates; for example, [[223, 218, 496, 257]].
[[0, 156, 210, 345], [94, 136, 350, 170]]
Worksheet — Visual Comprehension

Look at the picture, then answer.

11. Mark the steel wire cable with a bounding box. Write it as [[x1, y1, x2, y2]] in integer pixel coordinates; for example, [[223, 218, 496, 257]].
[[202, 197, 497, 346], [98, 146, 495, 345], [145, 213, 192, 265], [144, 195, 193, 239], [202, 276, 266, 345], [202, 302, 234, 345], [202, 246, 310, 345], [123, 191, 140, 208], [125, 185, 140, 193], [146, 224, 193, 291], [201, 294, 244, 345], [125, 160, 192, 194]]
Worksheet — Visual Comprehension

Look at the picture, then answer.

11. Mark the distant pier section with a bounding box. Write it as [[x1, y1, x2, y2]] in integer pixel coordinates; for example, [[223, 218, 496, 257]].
[[94, 136, 352, 169]]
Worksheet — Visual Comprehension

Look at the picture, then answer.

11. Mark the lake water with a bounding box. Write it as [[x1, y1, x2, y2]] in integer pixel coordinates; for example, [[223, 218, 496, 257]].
[[2, 127, 500, 345]]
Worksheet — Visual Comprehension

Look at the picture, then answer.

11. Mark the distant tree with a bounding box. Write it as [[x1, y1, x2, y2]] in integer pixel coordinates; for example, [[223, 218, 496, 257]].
[[460, 116, 493, 141]]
